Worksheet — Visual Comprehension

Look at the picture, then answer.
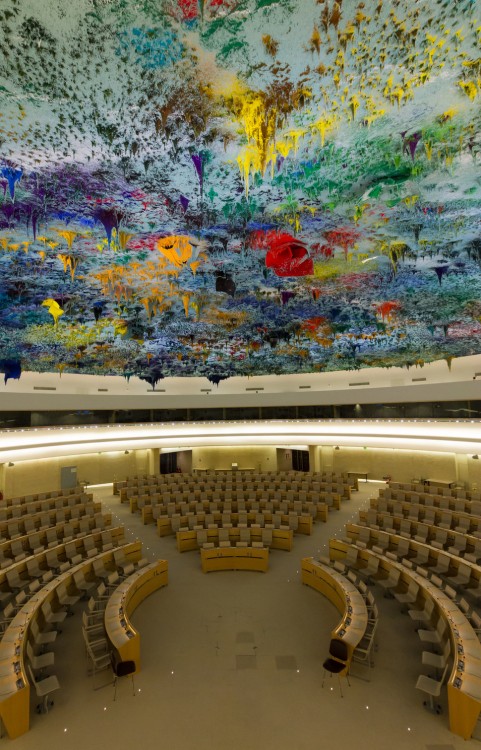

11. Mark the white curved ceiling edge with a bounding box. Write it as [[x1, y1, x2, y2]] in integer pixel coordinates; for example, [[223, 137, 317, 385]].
[[0, 420, 480, 463], [0, 353, 480, 410]]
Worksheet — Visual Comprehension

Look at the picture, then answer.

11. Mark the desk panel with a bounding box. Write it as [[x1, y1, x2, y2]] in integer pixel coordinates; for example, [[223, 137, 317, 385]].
[[105, 560, 168, 671], [200, 547, 268, 573]]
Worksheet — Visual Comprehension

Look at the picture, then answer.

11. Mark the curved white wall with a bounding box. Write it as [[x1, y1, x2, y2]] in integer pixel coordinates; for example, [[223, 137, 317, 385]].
[[0, 353, 480, 410]]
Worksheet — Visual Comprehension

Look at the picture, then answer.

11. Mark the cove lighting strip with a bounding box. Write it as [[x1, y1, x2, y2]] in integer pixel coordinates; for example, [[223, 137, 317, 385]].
[[0, 420, 479, 463]]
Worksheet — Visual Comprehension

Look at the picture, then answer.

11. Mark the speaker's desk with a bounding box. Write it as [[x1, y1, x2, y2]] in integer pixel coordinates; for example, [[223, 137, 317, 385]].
[[105, 560, 168, 671], [200, 546, 268, 573]]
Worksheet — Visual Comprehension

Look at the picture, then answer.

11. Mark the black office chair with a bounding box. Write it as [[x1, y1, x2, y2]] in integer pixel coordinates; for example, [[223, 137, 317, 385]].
[[111, 653, 136, 701], [322, 639, 351, 697]]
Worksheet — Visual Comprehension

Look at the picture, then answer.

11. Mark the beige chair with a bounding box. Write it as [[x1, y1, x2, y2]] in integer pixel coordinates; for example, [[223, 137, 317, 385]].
[[26, 639, 54, 673], [237, 528, 250, 548], [261, 529, 272, 548], [218, 529, 231, 548], [41, 600, 67, 628], [30, 617, 57, 647], [415, 662, 449, 714], [196, 530, 214, 550], [27, 663, 60, 713]]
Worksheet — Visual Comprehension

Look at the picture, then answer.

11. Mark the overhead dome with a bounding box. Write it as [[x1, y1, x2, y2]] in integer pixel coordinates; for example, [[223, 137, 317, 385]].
[[1, 0, 481, 387]]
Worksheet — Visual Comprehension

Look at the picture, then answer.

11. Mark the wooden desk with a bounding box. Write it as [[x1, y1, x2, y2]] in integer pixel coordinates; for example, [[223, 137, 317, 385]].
[[105, 560, 168, 672], [301, 557, 367, 660], [329, 539, 481, 739], [200, 546, 268, 573], [0, 540, 142, 739], [176, 527, 293, 552]]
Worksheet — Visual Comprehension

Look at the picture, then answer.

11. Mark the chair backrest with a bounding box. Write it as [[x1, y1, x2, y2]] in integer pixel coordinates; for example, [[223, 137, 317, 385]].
[[97, 582, 107, 598], [471, 611, 481, 629], [27, 663, 37, 688], [329, 639, 348, 662], [26, 639, 34, 662]]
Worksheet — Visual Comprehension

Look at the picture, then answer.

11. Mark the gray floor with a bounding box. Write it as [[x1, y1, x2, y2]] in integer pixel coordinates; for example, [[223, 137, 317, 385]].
[[19, 481, 480, 750]]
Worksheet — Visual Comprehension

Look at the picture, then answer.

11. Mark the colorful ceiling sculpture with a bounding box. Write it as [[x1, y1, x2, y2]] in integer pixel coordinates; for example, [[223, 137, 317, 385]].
[[1, 0, 481, 386]]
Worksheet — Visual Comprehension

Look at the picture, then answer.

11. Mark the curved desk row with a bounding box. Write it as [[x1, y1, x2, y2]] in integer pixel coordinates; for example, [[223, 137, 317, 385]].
[[372, 497, 481, 536], [143, 499, 329, 524], [0, 526, 126, 605], [177, 527, 293, 552], [159, 511, 311, 538], [105, 560, 168, 672], [343, 522, 481, 591], [359, 509, 481, 557], [380, 488, 481, 515], [330, 538, 481, 739], [200, 546, 268, 573], [301, 557, 368, 660], [0, 487, 82, 509], [0, 501, 101, 541], [0, 513, 112, 566], [0, 493, 92, 522], [0, 540, 143, 739]]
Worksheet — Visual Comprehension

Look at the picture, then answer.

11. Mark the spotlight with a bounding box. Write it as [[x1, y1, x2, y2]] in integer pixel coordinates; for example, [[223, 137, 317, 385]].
[[8, 462, 14, 467], [473, 455, 479, 460], [124, 450, 130, 455], [334, 446, 340, 451]]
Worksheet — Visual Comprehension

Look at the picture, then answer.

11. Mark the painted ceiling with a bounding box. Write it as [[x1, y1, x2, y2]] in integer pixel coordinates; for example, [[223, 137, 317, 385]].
[[1, 0, 481, 388]]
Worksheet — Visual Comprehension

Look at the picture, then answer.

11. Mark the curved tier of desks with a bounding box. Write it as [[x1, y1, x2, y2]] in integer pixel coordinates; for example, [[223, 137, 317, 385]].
[[0, 487, 82, 508], [380, 489, 481, 515], [343, 522, 481, 591], [0, 514, 112, 567], [105, 560, 168, 672], [0, 526, 126, 600], [0, 501, 101, 540], [159, 512, 311, 538], [359, 509, 481, 556], [0, 492, 93, 522], [200, 546, 268, 573], [329, 538, 481, 740], [371, 497, 481, 536], [176, 527, 293, 552], [143, 500, 328, 524], [301, 557, 368, 660], [0, 540, 142, 739]]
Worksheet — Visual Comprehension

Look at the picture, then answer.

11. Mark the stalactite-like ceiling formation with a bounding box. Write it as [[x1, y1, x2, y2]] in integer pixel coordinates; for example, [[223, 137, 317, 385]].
[[1, 0, 481, 388]]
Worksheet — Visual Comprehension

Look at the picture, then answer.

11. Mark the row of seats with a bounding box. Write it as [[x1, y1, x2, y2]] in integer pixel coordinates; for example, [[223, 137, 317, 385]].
[[22, 544, 147, 716], [372, 497, 481, 536], [151, 498, 321, 520], [0, 486, 82, 508], [0, 513, 111, 569], [388, 481, 479, 500], [381, 488, 481, 514], [82, 556, 150, 688], [332, 541, 481, 726], [316, 558, 379, 682], [0, 492, 92, 521], [0, 527, 126, 618], [360, 509, 481, 561], [169, 511, 302, 534], [197, 528, 272, 550], [1, 500, 101, 540], [344, 523, 481, 604]]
